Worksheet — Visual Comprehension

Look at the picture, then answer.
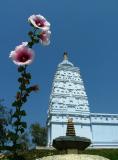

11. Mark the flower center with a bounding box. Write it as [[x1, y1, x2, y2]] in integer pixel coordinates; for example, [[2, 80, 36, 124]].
[[34, 17, 45, 27], [17, 51, 31, 62], [20, 55, 30, 62]]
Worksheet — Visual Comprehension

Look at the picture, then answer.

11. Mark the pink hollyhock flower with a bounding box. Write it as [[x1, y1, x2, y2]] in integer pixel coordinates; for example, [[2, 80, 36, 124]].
[[39, 30, 51, 46], [9, 42, 35, 66], [28, 14, 50, 31]]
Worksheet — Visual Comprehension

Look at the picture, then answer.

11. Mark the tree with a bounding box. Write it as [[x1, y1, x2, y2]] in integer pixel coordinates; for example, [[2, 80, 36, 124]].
[[30, 123, 47, 146], [17, 131, 30, 151], [0, 99, 10, 148]]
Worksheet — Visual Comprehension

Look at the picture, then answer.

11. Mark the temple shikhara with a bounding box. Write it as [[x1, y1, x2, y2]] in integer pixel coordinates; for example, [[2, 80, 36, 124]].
[[47, 53, 118, 148]]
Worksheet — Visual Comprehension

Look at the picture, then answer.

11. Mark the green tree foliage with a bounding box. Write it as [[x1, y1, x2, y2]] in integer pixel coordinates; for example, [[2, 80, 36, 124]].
[[17, 132, 30, 151], [0, 99, 11, 148], [30, 123, 47, 146]]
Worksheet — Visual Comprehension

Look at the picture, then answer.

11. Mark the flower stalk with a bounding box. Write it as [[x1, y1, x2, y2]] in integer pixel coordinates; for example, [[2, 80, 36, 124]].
[[8, 14, 51, 157]]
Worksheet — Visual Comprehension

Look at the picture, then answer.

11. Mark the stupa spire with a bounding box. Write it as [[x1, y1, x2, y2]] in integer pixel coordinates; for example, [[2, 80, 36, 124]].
[[66, 118, 76, 136], [63, 52, 68, 60]]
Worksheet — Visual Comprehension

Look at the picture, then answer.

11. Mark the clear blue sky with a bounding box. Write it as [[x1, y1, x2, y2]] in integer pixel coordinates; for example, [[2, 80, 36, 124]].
[[0, 0, 118, 126]]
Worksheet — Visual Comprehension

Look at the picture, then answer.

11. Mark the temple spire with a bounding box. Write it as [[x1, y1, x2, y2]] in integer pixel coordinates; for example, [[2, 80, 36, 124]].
[[63, 52, 68, 60]]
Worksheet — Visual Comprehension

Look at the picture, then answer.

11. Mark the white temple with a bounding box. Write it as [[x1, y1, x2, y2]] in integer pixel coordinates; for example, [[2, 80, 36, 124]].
[[47, 53, 118, 148]]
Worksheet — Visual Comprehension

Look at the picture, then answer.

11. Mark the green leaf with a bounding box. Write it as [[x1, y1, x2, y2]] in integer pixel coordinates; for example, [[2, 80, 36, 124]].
[[20, 110, 26, 116], [14, 121, 27, 128], [22, 96, 27, 103], [34, 39, 39, 43], [19, 84, 26, 90], [21, 122, 27, 128], [25, 79, 30, 84], [13, 120, 20, 126], [19, 128, 24, 134], [26, 88, 30, 93], [28, 42, 33, 48], [25, 73, 31, 79], [26, 87, 33, 93], [37, 34, 40, 38], [18, 66, 24, 72], [15, 143, 22, 149], [12, 101, 17, 107], [18, 77, 23, 83], [25, 92, 29, 97], [31, 36, 35, 41], [17, 100, 22, 107], [12, 111, 18, 118], [8, 131, 18, 141], [12, 110, 26, 117], [28, 31, 33, 36], [12, 100, 22, 107]]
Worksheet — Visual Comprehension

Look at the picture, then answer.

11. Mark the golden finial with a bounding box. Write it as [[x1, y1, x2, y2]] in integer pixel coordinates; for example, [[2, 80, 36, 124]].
[[63, 52, 68, 60]]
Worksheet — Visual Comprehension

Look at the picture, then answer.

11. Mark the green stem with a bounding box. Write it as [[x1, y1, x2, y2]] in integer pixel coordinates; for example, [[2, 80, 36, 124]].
[[11, 27, 37, 156], [28, 28, 37, 48], [13, 66, 27, 152]]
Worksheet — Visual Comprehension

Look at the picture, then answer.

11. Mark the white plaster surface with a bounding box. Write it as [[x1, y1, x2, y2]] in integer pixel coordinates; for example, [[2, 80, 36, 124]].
[[37, 154, 110, 160]]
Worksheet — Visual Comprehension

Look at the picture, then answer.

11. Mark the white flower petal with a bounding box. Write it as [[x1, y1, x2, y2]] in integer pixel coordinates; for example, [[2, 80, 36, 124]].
[[9, 42, 35, 66]]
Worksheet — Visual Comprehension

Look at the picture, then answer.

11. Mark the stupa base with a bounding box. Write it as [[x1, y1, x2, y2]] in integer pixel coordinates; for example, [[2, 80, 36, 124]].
[[67, 149, 78, 154], [37, 154, 110, 160], [53, 136, 91, 151]]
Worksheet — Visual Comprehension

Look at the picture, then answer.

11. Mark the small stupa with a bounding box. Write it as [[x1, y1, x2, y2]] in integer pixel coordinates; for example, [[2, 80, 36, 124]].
[[66, 118, 76, 136], [53, 118, 91, 154]]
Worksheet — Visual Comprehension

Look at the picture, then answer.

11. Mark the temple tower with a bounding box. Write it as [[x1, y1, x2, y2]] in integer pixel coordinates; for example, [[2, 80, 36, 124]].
[[47, 53, 92, 146]]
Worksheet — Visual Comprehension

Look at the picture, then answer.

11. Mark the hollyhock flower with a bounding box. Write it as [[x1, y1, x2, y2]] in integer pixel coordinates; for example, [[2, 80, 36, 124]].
[[28, 14, 50, 31], [9, 42, 35, 66], [39, 30, 51, 46]]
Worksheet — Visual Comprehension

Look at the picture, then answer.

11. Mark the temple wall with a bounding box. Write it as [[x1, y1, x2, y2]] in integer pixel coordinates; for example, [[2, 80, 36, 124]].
[[75, 124, 92, 139], [90, 113, 118, 147], [48, 123, 67, 145], [47, 113, 118, 148], [92, 124, 118, 142]]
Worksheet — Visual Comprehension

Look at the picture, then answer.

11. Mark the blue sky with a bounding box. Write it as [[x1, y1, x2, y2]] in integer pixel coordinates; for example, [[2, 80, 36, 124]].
[[0, 0, 118, 126]]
